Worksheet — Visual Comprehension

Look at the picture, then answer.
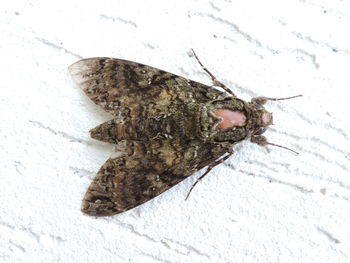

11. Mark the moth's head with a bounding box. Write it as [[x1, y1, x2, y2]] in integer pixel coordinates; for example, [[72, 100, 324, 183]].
[[248, 103, 273, 136], [247, 95, 302, 153]]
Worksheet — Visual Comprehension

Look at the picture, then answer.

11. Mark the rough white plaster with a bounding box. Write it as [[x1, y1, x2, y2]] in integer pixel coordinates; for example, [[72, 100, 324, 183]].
[[1, 0, 350, 262]]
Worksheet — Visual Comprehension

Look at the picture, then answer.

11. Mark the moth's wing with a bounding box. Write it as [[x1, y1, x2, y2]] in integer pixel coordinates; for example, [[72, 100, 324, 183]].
[[69, 57, 228, 115], [81, 140, 229, 216]]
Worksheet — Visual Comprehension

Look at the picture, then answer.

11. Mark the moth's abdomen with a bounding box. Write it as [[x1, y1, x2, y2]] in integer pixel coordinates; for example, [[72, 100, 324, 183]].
[[90, 112, 201, 143], [90, 120, 128, 143]]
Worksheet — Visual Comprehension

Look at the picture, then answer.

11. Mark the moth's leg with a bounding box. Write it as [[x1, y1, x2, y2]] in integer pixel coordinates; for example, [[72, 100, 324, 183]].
[[191, 48, 236, 97], [185, 149, 234, 200]]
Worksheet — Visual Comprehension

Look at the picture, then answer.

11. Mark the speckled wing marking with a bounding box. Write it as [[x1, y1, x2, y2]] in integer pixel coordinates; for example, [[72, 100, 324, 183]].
[[81, 140, 229, 216], [69, 57, 228, 116]]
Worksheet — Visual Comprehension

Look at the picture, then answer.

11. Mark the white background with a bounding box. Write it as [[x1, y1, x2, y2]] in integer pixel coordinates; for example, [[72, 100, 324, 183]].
[[1, 0, 350, 262]]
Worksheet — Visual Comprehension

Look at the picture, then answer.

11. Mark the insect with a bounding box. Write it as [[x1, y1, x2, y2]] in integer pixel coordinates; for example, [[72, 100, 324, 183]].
[[69, 50, 301, 216]]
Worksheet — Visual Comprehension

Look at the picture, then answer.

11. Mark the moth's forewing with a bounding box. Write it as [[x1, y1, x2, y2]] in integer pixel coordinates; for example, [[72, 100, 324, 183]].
[[69, 58, 228, 115], [81, 140, 229, 216]]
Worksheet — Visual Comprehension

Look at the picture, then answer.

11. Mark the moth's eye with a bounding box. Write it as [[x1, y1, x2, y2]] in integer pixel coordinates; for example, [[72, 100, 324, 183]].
[[254, 127, 267, 135], [255, 104, 265, 110]]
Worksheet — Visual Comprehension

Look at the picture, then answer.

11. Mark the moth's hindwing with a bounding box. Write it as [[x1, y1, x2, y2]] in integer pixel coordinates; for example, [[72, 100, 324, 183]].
[[69, 58, 231, 216]]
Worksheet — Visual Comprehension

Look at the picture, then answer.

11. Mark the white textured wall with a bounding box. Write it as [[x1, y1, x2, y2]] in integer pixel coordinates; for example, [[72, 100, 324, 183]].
[[1, 0, 350, 262]]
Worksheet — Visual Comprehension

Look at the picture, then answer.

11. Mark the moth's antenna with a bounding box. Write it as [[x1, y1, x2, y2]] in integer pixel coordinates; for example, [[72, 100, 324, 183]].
[[252, 94, 302, 105], [266, 142, 299, 155], [265, 94, 303, 101], [251, 135, 299, 155]]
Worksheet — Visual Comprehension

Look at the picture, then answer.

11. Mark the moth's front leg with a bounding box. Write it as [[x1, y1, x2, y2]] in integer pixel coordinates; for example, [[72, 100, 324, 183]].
[[185, 148, 234, 200], [191, 48, 236, 97]]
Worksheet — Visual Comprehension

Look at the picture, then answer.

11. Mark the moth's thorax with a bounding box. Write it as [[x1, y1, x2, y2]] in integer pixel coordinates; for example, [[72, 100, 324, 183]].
[[213, 109, 247, 129], [197, 98, 248, 143]]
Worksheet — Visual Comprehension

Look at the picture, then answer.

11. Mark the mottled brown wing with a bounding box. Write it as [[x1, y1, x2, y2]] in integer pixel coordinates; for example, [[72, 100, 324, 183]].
[[69, 57, 228, 115], [81, 140, 229, 216]]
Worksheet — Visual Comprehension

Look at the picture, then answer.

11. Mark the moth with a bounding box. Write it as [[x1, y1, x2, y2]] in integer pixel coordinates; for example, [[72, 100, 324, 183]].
[[69, 50, 300, 216]]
